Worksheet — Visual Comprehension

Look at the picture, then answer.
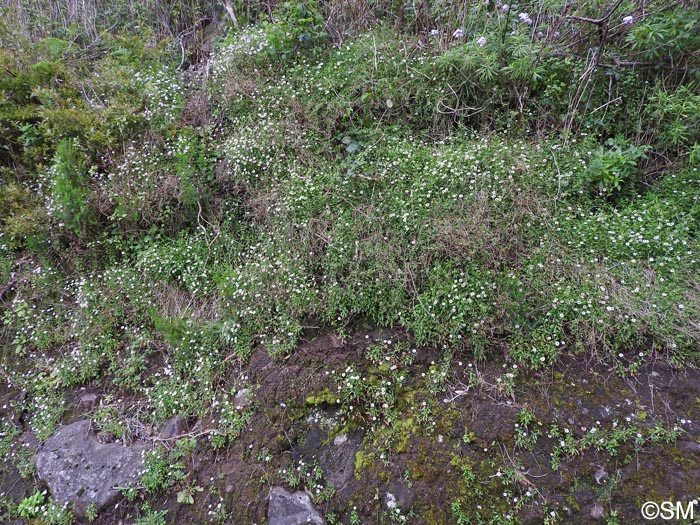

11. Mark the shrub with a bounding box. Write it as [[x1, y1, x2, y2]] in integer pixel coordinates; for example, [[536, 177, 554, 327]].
[[0, 182, 47, 248], [50, 139, 96, 238], [646, 84, 700, 158], [102, 128, 215, 240], [141, 440, 191, 493], [264, 1, 329, 62], [586, 137, 650, 195], [627, 7, 700, 69]]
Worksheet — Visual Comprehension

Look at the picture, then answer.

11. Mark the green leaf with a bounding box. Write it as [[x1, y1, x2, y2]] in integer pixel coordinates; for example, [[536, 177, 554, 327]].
[[176, 490, 194, 504]]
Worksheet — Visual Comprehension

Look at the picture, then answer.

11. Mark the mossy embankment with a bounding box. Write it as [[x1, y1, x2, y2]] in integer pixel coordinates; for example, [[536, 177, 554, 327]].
[[1, 1, 700, 523]]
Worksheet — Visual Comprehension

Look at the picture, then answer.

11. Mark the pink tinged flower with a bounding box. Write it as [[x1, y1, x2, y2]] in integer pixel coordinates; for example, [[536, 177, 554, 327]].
[[453, 28, 465, 38], [622, 15, 634, 25], [519, 12, 533, 25], [477, 36, 487, 47], [430, 29, 440, 37], [501, 4, 510, 13]]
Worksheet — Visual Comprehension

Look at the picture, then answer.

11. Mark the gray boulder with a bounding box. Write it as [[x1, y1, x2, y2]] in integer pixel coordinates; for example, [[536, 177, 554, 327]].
[[78, 393, 98, 409], [386, 480, 415, 510], [35, 420, 148, 517], [590, 502, 605, 520], [158, 416, 186, 439], [268, 486, 325, 525], [234, 388, 253, 410], [318, 431, 362, 491]]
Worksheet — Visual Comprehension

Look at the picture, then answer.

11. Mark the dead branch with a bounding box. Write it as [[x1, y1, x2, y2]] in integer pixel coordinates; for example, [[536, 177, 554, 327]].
[[566, 0, 625, 26]]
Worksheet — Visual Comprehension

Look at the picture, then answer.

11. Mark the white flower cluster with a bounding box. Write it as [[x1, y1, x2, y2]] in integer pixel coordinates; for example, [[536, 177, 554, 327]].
[[136, 69, 184, 125], [210, 27, 270, 81], [220, 116, 288, 186]]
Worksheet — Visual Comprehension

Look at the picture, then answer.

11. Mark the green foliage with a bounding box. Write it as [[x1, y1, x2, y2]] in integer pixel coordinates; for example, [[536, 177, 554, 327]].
[[176, 482, 204, 505], [0, 414, 20, 461], [627, 7, 700, 67], [85, 503, 98, 522], [100, 128, 217, 248], [647, 84, 700, 157], [141, 438, 194, 493], [134, 503, 168, 525], [264, 1, 328, 62], [514, 407, 541, 450], [1, 6, 700, 522], [51, 139, 95, 237], [215, 236, 317, 357], [0, 182, 47, 248], [209, 399, 252, 449], [17, 490, 45, 518], [550, 418, 684, 471], [406, 262, 494, 346], [41, 500, 75, 525], [267, 31, 430, 135], [586, 137, 650, 195], [281, 459, 335, 504], [140, 68, 184, 128], [20, 498, 76, 525], [327, 339, 416, 427], [92, 397, 128, 440]]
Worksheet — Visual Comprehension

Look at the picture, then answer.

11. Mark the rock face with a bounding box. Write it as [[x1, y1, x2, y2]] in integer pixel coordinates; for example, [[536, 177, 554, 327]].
[[268, 486, 325, 525], [385, 480, 415, 510], [317, 431, 363, 492], [234, 388, 253, 410], [590, 502, 606, 520], [77, 393, 98, 409], [35, 420, 148, 517], [158, 416, 186, 439]]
